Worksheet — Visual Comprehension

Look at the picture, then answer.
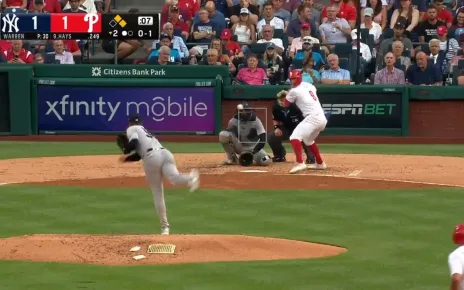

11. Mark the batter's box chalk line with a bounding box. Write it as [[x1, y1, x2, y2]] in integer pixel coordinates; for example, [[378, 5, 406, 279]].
[[240, 170, 268, 173], [276, 173, 464, 188]]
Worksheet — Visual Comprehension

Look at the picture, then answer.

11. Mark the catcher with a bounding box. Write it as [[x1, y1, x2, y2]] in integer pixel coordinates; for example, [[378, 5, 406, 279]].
[[219, 102, 272, 166], [268, 90, 316, 164]]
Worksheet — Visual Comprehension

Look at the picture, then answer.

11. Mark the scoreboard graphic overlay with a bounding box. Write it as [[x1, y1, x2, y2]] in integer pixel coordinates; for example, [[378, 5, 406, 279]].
[[0, 13, 160, 40]]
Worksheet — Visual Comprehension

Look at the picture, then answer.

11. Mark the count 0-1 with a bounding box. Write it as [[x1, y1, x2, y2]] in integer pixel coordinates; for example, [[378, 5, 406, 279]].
[[138, 16, 153, 26]]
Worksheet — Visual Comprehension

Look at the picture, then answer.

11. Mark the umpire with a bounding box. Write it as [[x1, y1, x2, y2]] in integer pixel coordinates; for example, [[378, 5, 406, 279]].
[[267, 90, 316, 164]]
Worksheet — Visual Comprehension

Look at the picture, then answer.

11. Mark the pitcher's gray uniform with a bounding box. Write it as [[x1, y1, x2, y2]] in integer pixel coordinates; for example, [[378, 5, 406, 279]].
[[218, 102, 271, 166], [124, 116, 199, 235]]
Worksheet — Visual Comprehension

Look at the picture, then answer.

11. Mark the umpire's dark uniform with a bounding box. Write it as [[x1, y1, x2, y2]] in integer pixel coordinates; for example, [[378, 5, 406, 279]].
[[267, 101, 316, 163]]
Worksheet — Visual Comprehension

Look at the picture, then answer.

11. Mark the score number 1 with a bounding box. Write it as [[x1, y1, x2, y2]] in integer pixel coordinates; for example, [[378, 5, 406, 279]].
[[31, 15, 68, 30]]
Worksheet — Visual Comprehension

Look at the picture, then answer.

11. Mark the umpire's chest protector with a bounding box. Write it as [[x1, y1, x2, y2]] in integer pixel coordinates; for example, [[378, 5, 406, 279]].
[[279, 106, 302, 131]]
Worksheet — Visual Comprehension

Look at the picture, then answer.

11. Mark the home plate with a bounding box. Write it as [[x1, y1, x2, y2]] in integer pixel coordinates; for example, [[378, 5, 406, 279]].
[[240, 170, 268, 173]]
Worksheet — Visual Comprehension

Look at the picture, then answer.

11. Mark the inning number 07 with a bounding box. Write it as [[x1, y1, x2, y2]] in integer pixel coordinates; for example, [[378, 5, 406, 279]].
[[309, 91, 318, 101]]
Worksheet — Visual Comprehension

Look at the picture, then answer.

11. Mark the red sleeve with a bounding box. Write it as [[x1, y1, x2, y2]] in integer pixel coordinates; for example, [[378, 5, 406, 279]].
[[446, 10, 453, 24], [188, 0, 196, 17], [161, 6, 169, 24], [346, 5, 357, 21], [234, 42, 242, 53], [321, 7, 327, 19], [54, 0, 62, 13], [28, 0, 33, 10], [423, 13, 428, 20], [25, 51, 33, 63], [66, 40, 80, 53], [180, 22, 189, 33]]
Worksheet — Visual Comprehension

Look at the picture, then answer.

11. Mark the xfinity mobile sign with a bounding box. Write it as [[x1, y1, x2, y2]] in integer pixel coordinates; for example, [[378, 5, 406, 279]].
[[320, 93, 402, 129]]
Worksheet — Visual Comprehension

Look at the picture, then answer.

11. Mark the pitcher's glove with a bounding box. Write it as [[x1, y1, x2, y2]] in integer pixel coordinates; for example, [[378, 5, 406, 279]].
[[238, 151, 254, 166], [116, 134, 131, 154]]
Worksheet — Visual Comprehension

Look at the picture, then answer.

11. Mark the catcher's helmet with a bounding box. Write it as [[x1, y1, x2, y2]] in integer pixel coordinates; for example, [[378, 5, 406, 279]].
[[237, 102, 253, 121], [453, 224, 464, 244], [289, 69, 302, 87]]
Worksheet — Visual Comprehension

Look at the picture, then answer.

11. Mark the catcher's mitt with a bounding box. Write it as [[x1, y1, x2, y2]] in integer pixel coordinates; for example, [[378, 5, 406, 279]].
[[238, 151, 254, 167], [116, 134, 131, 154]]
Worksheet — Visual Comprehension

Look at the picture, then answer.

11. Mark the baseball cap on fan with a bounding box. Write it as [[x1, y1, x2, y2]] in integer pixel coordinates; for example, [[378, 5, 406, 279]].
[[437, 25, 448, 36], [394, 16, 407, 29], [221, 28, 232, 40], [240, 8, 250, 14], [363, 7, 373, 16], [34, 0, 45, 5]]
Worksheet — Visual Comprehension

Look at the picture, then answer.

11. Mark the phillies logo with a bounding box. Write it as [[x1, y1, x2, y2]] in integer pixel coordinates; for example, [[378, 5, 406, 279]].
[[84, 13, 99, 33]]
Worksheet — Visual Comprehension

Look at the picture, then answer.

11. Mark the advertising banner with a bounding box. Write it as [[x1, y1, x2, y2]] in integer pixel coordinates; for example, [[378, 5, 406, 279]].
[[37, 86, 216, 133], [320, 93, 402, 129]]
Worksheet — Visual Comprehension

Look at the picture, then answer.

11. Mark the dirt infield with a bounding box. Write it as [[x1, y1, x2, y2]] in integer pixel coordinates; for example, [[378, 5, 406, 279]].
[[0, 152, 462, 266], [0, 234, 346, 266]]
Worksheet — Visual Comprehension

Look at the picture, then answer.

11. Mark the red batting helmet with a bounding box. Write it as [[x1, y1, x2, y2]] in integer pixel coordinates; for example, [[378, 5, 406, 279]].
[[289, 69, 302, 87], [453, 224, 464, 244]]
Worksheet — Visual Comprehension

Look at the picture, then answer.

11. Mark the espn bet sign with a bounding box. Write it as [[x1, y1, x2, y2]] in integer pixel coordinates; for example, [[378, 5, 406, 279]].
[[322, 104, 397, 115]]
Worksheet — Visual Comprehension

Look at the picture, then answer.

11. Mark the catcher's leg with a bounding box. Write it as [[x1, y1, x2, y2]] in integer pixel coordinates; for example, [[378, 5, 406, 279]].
[[303, 143, 316, 164], [253, 150, 272, 166], [267, 129, 287, 162], [219, 130, 242, 165]]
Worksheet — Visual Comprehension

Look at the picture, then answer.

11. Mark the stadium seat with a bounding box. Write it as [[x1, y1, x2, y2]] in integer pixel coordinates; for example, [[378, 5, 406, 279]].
[[339, 57, 349, 70], [334, 43, 352, 59]]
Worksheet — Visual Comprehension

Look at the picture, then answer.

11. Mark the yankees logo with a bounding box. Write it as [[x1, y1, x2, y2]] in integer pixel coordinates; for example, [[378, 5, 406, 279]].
[[2, 14, 19, 33]]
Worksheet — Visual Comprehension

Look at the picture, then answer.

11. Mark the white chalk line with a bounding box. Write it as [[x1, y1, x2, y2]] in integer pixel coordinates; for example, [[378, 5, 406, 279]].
[[276, 173, 464, 188], [348, 170, 363, 177], [0, 183, 9, 186]]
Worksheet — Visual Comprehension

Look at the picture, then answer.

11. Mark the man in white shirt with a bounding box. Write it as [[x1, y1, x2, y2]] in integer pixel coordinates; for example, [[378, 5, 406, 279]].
[[351, 29, 372, 63], [118, 114, 200, 235], [257, 1, 285, 33], [448, 224, 464, 290], [257, 24, 284, 54]]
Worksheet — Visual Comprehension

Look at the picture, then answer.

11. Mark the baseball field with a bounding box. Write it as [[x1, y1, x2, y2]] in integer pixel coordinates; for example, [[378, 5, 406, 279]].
[[0, 141, 463, 289]]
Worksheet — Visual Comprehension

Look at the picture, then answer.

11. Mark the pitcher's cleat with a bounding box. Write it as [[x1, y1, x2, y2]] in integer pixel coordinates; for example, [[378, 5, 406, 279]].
[[188, 169, 200, 192], [161, 226, 170, 235]]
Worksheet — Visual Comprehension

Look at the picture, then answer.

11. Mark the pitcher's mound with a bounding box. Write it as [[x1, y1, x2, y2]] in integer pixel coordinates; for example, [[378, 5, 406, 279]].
[[0, 234, 346, 266]]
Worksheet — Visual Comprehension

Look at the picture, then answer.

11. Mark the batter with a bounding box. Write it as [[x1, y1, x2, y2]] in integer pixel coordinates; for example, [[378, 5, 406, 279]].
[[118, 115, 200, 235]]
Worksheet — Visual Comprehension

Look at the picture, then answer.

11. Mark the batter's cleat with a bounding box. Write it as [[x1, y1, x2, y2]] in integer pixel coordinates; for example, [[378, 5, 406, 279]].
[[272, 156, 286, 162], [188, 169, 200, 192], [307, 162, 328, 170], [161, 226, 170, 235], [289, 163, 308, 174]]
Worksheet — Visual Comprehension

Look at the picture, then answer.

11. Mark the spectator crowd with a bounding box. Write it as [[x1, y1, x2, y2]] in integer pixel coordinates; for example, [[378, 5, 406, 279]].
[[2, 0, 464, 85]]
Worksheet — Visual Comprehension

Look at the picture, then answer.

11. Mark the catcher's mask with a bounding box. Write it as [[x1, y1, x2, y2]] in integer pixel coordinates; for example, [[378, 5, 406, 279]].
[[237, 102, 253, 122]]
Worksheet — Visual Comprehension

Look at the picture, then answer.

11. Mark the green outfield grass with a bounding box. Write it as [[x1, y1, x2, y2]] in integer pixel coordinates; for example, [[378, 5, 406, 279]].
[[1, 141, 464, 159], [0, 141, 462, 290]]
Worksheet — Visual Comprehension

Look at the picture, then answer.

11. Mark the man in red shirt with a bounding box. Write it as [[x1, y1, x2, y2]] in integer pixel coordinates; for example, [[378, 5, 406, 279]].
[[0, 40, 12, 54], [321, 0, 357, 29], [28, 0, 62, 13], [162, 5, 191, 38], [423, 0, 453, 27], [162, 0, 198, 20], [3, 40, 34, 64], [2, 0, 26, 9]]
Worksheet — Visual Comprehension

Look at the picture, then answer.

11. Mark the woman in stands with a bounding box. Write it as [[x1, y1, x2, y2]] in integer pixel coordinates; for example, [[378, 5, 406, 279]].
[[231, 8, 256, 44], [390, 0, 420, 32], [451, 8, 464, 38], [262, 42, 282, 84], [361, 0, 387, 30], [209, 38, 237, 73], [361, 7, 383, 44], [301, 53, 321, 84]]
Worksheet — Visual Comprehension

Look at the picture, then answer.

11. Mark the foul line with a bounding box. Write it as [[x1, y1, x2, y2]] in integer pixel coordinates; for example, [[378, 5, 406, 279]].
[[276, 173, 464, 188], [348, 170, 363, 177], [0, 183, 9, 186]]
